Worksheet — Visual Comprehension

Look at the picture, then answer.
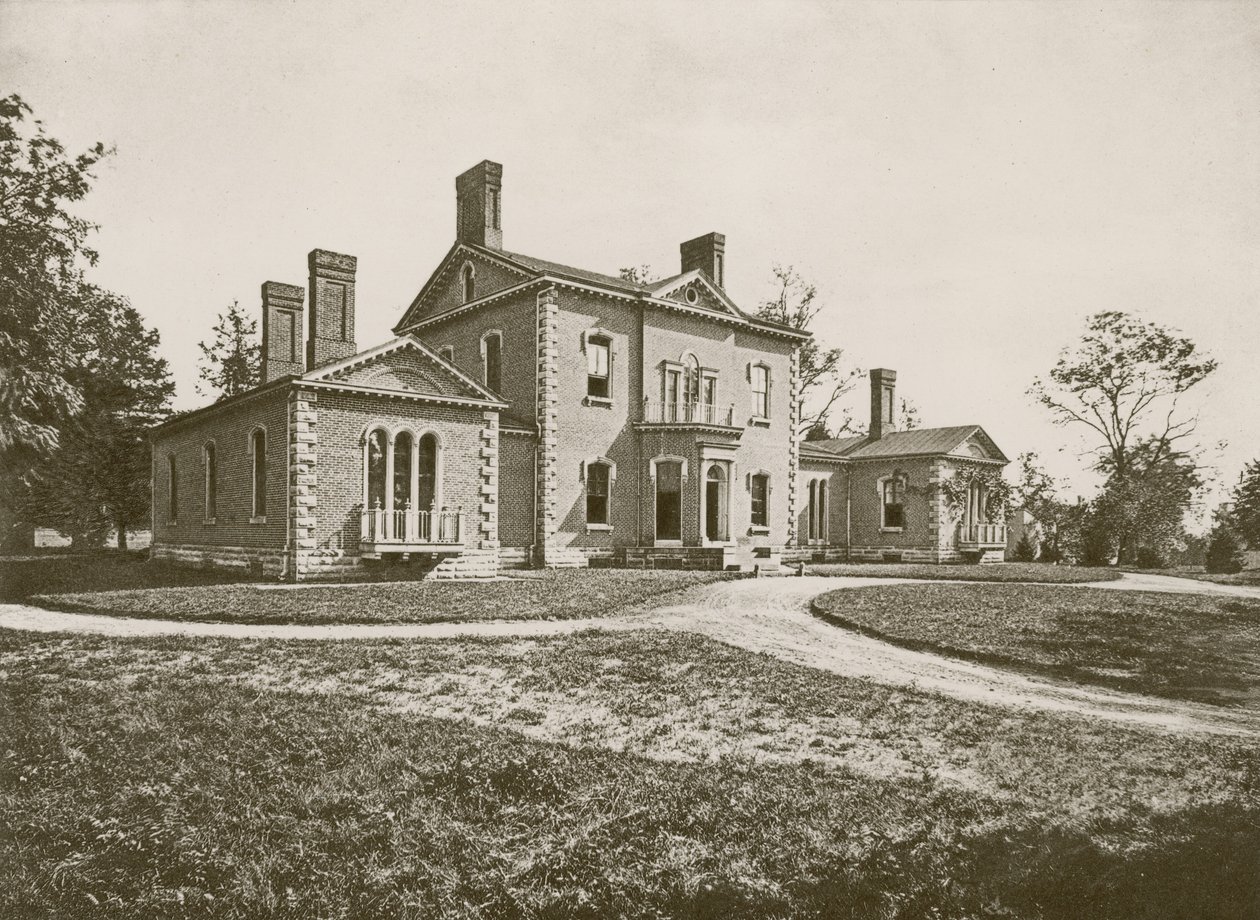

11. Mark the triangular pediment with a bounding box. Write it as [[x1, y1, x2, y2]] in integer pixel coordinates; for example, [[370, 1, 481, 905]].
[[954, 428, 1009, 463], [395, 243, 536, 333], [649, 271, 745, 317], [303, 336, 503, 403]]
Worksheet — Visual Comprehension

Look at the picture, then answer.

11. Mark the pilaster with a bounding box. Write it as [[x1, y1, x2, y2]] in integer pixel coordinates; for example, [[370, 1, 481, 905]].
[[787, 344, 803, 546], [535, 286, 560, 565]]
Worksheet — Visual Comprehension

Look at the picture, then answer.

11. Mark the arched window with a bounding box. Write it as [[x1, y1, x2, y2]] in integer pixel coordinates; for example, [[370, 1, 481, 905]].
[[365, 429, 388, 510], [482, 331, 502, 393], [586, 461, 611, 525], [807, 479, 828, 543], [750, 473, 769, 528], [250, 429, 267, 520], [881, 476, 905, 530], [203, 442, 217, 523], [438, 345, 454, 363], [684, 354, 701, 405], [167, 454, 178, 523], [417, 433, 439, 510], [461, 263, 476, 303], [393, 431, 413, 509]]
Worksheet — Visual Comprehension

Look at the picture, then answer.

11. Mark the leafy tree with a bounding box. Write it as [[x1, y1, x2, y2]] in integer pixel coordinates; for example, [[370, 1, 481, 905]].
[[898, 398, 921, 431], [1011, 452, 1077, 564], [20, 284, 172, 547], [197, 301, 260, 400], [1230, 459, 1260, 549], [1012, 531, 1037, 562], [804, 420, 833, 442], [755, 265, 861, 436], [618, 265, 658, 286], [1205, 522, 1244, 574], [0, 94, 112, 547], [1031, 312, 1215, 564]]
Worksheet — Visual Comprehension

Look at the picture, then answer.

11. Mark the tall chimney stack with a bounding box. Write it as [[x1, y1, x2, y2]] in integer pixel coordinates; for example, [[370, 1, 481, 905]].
[[260, 281, 305, 383], [680, 232, 726, 288], [455, 160, 503, 250], [869, 368, 897, 441], [306, 249, 357, 370]]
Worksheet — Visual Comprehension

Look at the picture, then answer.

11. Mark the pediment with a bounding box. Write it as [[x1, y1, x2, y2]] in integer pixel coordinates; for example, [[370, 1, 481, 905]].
[[957, 429, 1008, 463], [395, 244, 534, 331], [304, 336, 501, 403], [649, 271, 744, 317]]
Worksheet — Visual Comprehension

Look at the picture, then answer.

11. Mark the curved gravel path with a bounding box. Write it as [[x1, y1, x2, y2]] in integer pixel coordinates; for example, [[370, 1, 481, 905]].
[[3, 572, 1258, 737]]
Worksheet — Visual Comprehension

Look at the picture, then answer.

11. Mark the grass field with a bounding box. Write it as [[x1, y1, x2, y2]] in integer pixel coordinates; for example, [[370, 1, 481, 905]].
[[813, 583, 1260, 706], [805, 562, 1122, 583], [0, 552, 257, 602], [31, 569, 732, 625], [3, 627, 1258, 919]]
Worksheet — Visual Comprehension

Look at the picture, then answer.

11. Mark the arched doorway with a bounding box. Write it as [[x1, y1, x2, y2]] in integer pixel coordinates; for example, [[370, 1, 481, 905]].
[[704, 464, 728, 543]]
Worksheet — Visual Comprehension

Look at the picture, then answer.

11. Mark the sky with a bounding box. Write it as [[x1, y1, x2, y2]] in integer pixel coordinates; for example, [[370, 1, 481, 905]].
[[3, 0, 1258, 523]]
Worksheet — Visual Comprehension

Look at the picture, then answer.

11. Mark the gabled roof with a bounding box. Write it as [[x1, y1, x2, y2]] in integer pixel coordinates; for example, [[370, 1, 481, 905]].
[[802, 425, 1009, 463], [648, 269, 747, 319], [394, 241, 809, 341], [302, 334, 506, 406]]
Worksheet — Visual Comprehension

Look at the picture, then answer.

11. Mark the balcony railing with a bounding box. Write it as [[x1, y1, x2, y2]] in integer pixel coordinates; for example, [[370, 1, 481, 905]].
[[641, 399, 735, 427], [360, 506, 463, 547], [958, 522, 1008, 548]]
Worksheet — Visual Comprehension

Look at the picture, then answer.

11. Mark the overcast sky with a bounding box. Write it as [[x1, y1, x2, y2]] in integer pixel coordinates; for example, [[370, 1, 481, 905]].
[[4, 0, 1257, 520]]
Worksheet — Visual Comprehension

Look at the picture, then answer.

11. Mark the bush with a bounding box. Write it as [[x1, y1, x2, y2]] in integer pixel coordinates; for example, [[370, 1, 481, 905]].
[[1012, 532, 1037, 562], [1205, 526, 1245, 574], [1135, 545, 1171, 569]]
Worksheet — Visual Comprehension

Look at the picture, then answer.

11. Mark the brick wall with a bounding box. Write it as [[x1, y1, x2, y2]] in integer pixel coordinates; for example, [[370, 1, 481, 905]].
[[151, 388, 290, 558], [498, 431, 536, 549], [413, 250, 529, 326]]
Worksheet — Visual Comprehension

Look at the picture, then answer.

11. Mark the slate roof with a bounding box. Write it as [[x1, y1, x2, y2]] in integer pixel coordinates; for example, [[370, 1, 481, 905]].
[[801, 425, 1008, 462]]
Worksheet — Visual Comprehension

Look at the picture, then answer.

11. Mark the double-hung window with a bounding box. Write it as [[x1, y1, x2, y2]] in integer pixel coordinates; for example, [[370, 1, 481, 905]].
[[882, 477, 905, 529], [586, 462, 610, 525], [587, 336, 610, 400], [752, 364, 770, 419], [750, 473, 769, 528]]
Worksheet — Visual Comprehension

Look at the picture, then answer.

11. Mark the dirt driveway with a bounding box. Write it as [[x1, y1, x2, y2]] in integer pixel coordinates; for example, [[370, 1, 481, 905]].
[[2, 573, 1257, 737]]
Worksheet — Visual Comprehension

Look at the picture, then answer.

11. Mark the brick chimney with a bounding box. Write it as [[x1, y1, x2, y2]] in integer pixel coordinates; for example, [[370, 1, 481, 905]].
[[455, 160, 503, 250], [680, 232, 726, 288], [306, 249, 357, 370], [260, 281, 305, 383], [869, 368, 897, 441]]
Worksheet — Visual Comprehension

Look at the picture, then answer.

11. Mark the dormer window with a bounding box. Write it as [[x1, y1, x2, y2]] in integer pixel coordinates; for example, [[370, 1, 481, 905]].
[[461, 263, 475, 303]]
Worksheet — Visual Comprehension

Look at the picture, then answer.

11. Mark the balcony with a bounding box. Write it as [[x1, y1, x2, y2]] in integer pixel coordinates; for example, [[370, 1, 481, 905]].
[[360, 506, 464, 556], [638, 399, 738, 429], [958, 522, 1008, 550]]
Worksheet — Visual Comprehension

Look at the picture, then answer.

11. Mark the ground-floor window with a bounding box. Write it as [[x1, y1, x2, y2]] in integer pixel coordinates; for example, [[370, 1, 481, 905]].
[[882, 476, 905, 529], [808, 479, 828, 542], [750, 473, 769, 528], [655, 460, 682, 541], [586, 461, 610, 524]]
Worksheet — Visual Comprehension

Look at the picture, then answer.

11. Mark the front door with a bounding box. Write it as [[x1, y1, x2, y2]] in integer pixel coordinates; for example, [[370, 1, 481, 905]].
[[704, 465, 727, 543]]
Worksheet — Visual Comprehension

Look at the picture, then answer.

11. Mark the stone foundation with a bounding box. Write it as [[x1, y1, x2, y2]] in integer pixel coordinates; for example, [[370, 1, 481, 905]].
[[151, 543, 286, 577]]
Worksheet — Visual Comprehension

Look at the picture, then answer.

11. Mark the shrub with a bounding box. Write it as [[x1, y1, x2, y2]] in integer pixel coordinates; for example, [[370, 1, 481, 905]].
[[1135, 545, 1171, 569], [1012, 532, 1037, 562], [1205, 526, 1245, 574]]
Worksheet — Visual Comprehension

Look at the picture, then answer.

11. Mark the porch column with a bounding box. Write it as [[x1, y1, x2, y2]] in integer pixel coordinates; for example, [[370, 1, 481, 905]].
[[384, 435, 395, 540]]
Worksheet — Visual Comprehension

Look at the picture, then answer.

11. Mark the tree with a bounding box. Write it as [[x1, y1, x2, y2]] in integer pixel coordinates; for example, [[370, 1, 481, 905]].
[[20, 284, 173, 547], [1030, 311, 1215, 479], [1030, 312, 1215, 564], [1011, 452, 1077, 563], [1205, 522, 1244, 574], [197, 301, 260, 400], [0, 94, 112, 547], [755, 264, 861, 436], [1230, 459, 1260, 549], [618, 265, 658, 286], [1012, 531, 1037, 562]]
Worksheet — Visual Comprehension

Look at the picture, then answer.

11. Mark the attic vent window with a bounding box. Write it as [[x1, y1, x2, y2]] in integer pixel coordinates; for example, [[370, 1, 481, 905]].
[[685, 286, 698, 305]]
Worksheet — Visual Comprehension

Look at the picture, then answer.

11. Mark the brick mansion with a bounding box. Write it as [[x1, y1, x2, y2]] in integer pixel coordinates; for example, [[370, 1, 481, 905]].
[[149, 161, 1010, 580]]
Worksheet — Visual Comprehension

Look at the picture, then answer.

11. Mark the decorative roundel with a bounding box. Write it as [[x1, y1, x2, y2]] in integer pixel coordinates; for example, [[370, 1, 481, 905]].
[[685, 286, 699, 304]]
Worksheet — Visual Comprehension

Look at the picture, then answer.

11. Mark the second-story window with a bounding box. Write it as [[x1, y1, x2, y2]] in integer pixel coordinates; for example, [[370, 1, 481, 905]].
[[587, 336, 610, 399], [752, 364, 771, 419], [483, 332, 502, 393]]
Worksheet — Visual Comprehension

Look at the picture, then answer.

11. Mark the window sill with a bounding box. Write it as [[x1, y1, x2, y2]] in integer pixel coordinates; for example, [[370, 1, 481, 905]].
[[748, 416, 771, 428], [583, 396, 613, 408], [748, 525, 771, 535], [203, 519, 217, 526], [585, 523, 613, 533], [250, 516, 267, 525], [880, 526, 904, 534], [654, 539, 683, 547]]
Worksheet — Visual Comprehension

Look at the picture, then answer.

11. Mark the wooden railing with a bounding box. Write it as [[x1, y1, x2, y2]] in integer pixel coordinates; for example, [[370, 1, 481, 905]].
[[959, 522, 1007, 547], [641, 399, 735, 426], [360, 507, 463, 545]]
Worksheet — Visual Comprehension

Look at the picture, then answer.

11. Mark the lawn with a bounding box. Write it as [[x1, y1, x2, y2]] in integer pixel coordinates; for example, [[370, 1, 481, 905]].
[[3, 627, 1258, 919], [31, 569, 732, 625], [813, 583, 1260, 706], [0, 552, 259, 602], [805, 562, 1121, 584]]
